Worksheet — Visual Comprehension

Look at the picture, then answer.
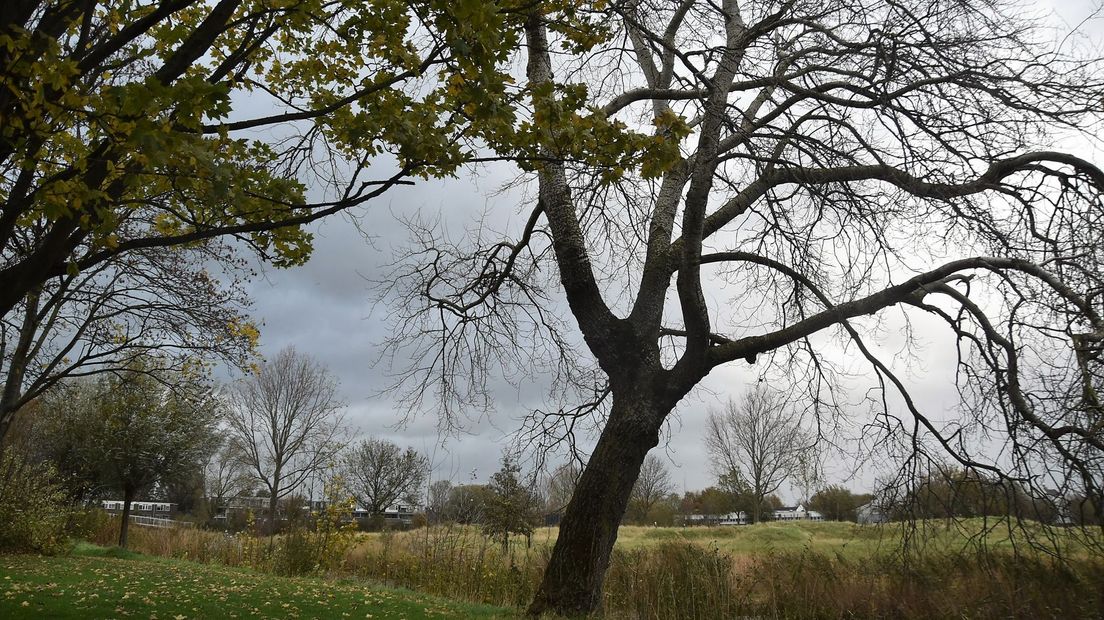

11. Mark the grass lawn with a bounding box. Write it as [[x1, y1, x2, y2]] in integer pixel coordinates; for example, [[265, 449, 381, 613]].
[[0, 544, 514, 619]]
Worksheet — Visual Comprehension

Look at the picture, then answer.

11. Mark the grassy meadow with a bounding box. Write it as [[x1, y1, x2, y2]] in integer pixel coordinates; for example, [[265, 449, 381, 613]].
[[62, 517, 1104, 618], [0, 543, 511, 619], [370, 517, 1100, 558]]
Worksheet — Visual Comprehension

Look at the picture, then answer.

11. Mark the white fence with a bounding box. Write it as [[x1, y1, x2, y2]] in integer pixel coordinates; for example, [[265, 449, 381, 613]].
[[127, 514, 194, 529]]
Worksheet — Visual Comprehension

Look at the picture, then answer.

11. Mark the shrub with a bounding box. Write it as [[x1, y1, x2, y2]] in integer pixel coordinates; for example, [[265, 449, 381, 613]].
[[0, 450, 71, 554], [271, 484, 358, 576], [65, 507, 113, 541], [275, 526, 317, 576]]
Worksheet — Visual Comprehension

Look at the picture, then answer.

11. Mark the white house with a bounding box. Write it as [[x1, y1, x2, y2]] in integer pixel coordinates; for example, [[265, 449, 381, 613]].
[[686, 506, 831, 525], [856, 501, 887, 524], [350, 504, 418, 525], [773, 504, 824, 521]]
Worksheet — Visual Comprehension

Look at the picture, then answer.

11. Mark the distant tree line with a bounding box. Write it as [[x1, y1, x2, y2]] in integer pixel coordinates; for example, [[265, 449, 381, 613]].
[[4, 345, 1092, 557], [884, 467, 1100, 526], [2, 345, 571, 551], [692, 387, 1096, 527], [1, 347, 437, 546]]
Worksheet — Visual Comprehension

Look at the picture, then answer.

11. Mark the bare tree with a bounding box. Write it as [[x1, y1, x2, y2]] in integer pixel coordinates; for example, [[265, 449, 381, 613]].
[[545, 461, 582, 517], [0, 241, 255, 444], [384, 1, 1104, 614], [426, 479, 453, 524], [791, 446, 825, 508], [226, 347, 344, 532], [706, 389, 807, 522], [628, 455, 674, 523], [203, 434, 251, 520], [343, 437, 429, 517]]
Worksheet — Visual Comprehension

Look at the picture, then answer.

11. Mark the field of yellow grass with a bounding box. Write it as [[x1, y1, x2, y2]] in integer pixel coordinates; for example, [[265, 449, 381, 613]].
[[85, 517, 1104, 618], [354, 517, 1101, 560]]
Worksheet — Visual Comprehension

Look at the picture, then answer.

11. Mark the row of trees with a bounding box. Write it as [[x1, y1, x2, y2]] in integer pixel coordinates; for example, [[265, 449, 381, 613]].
[[542, 455, 675, 526], [448, 450, 1099, 531], [8, 347, 431, 545], [626, 478, 873, 525], [432, 451, 1100, 531], [554, 458, 875, 526], [701, 387, 1102, 526], [888, 467, 1102, 526], [13, 344, 1090, 550]]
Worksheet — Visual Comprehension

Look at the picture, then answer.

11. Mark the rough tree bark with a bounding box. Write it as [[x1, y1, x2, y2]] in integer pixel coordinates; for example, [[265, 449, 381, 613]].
[[529, 396, 666, 615]]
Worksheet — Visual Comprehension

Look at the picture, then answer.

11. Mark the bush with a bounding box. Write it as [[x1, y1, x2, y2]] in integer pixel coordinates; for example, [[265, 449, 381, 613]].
[[355, 515, 387, 532], [0, 450, 71, 554], [65, 507, 113, 541], [275, 526, 318, 576], [271, 488, 358, 576]]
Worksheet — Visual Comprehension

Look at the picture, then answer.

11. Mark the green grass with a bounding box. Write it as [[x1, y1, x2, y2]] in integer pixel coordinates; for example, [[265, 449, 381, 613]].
[[0, 544, 514, 619], [360, 518, 1100, 561], [615, 520, 906, 559]]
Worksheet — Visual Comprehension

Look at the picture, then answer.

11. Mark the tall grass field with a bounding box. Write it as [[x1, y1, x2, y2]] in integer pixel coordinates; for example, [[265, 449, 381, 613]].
[[58, 517, 1104, 618]]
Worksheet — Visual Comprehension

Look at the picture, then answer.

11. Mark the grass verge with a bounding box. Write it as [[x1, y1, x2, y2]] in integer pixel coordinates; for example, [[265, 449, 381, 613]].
[[0, 544, 514, 619]]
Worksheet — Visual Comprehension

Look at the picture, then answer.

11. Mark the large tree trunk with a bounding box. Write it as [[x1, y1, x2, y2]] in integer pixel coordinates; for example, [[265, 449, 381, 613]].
[[118, 486, 135, 548], [0, 287, 41, 449], [528, 397, 663, 617], [0, 412, 14, 452]]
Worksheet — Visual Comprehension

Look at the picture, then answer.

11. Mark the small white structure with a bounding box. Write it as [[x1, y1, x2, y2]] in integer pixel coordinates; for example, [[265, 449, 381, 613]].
[[856, 501, 887, 524], [684, 511, 749, 526], [100, 500, 175, 515], [685, 505, 829, 525], [773, 504, 824, 521], [211, 497, 419, 526], [350, 504, 418, 525]]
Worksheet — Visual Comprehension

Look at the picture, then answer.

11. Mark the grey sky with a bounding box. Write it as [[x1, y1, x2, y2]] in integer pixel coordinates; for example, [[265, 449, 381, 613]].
[[233, 2, 1104, 500]]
